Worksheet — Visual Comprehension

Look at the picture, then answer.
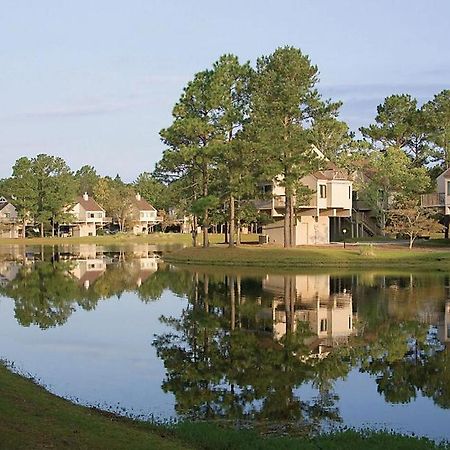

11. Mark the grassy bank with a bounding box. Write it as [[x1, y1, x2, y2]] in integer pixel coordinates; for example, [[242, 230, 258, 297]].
[[164, 245, 450, 269], [0, 233, 258, 247], [0, 364, 445, 450], [0, 232, 192, 247], [0, 363, 187, 450]]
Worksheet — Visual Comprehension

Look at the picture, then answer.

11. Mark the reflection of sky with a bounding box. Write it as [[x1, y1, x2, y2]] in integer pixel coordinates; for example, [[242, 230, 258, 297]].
[[296, 370, 450, 442], [0, 291, 187, 420]]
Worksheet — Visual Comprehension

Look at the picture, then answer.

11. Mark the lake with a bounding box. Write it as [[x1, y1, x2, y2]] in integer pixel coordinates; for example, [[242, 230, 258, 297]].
[[0, 243, 449, 441]]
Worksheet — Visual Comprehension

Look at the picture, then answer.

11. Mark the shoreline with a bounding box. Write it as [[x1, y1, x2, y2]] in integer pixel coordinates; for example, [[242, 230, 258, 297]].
[[0, 363, 445, 449], [164, 245, 450, 269]]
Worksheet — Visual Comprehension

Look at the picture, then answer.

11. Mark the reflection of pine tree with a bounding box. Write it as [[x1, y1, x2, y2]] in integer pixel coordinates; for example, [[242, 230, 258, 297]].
[[0, 261, 83, 329], [153, 273, 347, 433]]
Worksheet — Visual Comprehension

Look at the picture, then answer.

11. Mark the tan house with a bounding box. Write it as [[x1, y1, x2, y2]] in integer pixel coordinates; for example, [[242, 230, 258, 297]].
[[257, 165, 352, 245], [422, 168, 450, 214], [66, 193, 106, 237], [130, 193, 159, 235], [0, 196, 20, 238]]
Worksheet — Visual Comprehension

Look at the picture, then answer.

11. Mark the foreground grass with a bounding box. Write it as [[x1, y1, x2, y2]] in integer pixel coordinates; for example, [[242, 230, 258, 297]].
[[0, 364, 188, 450], [0, 364, 446, 450], [165, 244, 450, 268]]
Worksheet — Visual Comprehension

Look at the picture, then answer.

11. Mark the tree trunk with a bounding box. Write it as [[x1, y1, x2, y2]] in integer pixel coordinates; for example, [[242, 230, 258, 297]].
[[51, 217, 55, 237], [40, 222, 44, 238], [284, 195, 290, 248], [237, 224, 241, 246], [202, 164, 209, 248], [229, 194, 235, 248], [224, 222, 229, 244], [230, 276, 235, 331], [192, 215, 198, 247], [290, 196, 296, 246]]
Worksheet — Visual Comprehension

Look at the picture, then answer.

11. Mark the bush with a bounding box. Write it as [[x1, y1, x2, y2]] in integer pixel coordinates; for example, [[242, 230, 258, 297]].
[[359, 244, 375, 256]]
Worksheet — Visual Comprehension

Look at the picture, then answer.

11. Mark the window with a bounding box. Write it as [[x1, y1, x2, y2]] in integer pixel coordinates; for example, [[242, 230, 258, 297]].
[[349, 316, 352, 329], [348, 186, 351, 199], [262, 184, 273, 194], [319, 184, 327, 199], [447, 181, 450, 195], [320, 319, 328, 332]]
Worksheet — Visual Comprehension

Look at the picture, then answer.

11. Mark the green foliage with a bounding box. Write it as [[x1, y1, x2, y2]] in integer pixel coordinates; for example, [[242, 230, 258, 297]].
[[94, 177, 136, 230], [424, 90, 450, 168], [10, 154, 76, 235], [74, 165, 100, 195], [359, 147, 431, 231], [133, 172, 167, 210], [360, 94, 433, 166]]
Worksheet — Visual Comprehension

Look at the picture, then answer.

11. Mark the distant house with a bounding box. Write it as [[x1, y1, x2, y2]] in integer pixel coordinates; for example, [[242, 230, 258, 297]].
[[0, 196, 20, 238], [257, 166, 353, 245], [65, 193, 107, 237], [130, 193, 159, 235]]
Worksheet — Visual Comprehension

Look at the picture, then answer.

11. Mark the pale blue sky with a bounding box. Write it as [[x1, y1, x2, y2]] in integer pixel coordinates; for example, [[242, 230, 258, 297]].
[[1, 0, 449, 180]]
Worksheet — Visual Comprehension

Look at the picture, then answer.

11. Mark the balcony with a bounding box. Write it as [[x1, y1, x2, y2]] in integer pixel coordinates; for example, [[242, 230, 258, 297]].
[[254, 196, 286, 210], [421, 192, 445, 208]]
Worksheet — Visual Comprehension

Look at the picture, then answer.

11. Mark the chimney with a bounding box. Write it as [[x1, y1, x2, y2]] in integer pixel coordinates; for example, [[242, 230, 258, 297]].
[[136, 193, 141, 201], [83, 192, 89, 201]]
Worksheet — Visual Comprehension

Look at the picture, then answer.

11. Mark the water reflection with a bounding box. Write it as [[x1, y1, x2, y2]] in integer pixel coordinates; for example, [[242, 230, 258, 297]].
[[0, 247, 450, 437], [0, 244, 163, 328]]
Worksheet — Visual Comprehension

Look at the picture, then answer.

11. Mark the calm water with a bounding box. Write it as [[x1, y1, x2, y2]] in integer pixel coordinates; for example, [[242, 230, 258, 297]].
[[1, 244, 450, 440]]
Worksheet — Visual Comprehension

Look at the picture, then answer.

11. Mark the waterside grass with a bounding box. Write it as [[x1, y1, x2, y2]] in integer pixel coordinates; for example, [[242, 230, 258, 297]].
[[164, 244, 450, 269], [0, 363, 446, 450]]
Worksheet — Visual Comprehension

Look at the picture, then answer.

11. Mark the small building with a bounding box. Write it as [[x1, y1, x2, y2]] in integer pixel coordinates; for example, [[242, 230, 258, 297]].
[[66, 193, 106, 237], [0, 196, 20, 238], [130, 193, 159, 235], [257, 167, 352, 245]]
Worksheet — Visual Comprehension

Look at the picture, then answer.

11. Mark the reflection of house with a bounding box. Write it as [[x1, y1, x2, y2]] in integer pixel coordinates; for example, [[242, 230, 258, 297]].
[[131, 194, 159, 235], [135, 256, 159, 287], [0, 197, 20, 238], [71, 258, 106, 289], [262, 274, 355, 355], [258, 165, 352, 245], [0, 260, 20, 286], [66, 193, 106, 237]]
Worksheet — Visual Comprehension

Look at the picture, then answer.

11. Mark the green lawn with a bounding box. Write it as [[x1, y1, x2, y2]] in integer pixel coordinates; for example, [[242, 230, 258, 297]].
[[0, 364, 446, 449], [164, 244, 450, 268], [0, 232, 257, 247], [0, 364, 189, 450]]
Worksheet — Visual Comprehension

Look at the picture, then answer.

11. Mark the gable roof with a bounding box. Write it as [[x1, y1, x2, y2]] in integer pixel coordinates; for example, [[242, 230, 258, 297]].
[[75, 196, 104, 212], [0, 196, 12, 212], [439, 168, 450, 179], [311, 166, 351, 181], [134, 197, 156, 211]]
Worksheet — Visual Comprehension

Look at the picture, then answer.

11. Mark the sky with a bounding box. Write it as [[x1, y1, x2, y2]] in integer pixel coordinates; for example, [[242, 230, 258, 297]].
[[1, 0, 449, 181]]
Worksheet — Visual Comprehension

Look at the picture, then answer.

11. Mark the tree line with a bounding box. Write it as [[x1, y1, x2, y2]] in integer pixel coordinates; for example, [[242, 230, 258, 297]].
[[0, 155, 169, 237], [155, 46, 450, 247], [1, 46, 449, 243]]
